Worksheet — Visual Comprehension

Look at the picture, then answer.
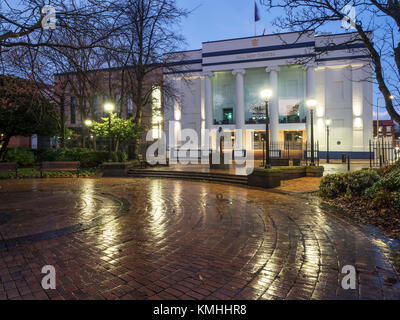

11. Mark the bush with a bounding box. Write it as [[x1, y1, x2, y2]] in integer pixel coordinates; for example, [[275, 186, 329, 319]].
[[320, 169, 380, 199], [365, 170, 400, 199], [55, 148, 127, 168], [34, 149, 60, 162], [79, 151, 109, 168], [380, 159, 400, 176], [5, 148, 35, 166], [343, 169, 381, 198], [0, 168, 99, 179], [319, 173, 347, 198]]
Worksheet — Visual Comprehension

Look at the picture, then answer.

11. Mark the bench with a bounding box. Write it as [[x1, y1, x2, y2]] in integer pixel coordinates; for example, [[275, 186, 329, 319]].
[[0, 162, 18, 178], [40, 161, 80, 178]]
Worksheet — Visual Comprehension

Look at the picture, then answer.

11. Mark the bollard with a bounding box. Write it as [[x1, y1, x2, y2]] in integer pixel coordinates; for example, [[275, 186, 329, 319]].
[[347, 155, 351, 171]]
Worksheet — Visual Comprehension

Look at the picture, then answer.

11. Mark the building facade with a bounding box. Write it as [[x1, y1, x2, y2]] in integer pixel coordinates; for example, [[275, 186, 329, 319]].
[[163, 31, 373, 159], [373, 120, 396, 143], [55, 66, 163, 153]]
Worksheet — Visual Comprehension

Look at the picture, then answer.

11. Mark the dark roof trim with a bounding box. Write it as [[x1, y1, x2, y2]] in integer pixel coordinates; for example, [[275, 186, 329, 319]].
[[202, 41, 315, 58]]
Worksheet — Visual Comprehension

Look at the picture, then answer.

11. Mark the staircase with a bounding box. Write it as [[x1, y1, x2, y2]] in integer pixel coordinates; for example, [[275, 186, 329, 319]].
[[127, 169, 248, 186]]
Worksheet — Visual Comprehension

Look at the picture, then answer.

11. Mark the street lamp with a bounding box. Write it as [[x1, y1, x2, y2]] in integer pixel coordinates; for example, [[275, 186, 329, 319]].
[[104, 103, 115, 161], [325, 118, 331, 164], [84, 119, 93, 149], [307, 98, 317, 166], [260, 89, 273, 168]]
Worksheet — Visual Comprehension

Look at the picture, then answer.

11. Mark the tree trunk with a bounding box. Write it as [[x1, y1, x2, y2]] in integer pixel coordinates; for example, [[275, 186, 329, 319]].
[[0, 135, 11, 160], [115, 138, 119, 152], [60, 94, 65, 148]]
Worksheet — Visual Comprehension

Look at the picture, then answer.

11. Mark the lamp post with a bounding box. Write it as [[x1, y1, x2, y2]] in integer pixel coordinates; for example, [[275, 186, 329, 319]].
[[260, 89, 273, 168], [377, 95, 394, 140], [325, 118, 331, 164], [307, 98, 317, 166], [84, 119, 93, 149], [104, 103, 115, 162]]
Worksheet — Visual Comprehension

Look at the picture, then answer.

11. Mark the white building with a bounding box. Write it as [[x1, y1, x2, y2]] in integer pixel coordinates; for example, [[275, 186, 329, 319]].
[[163, 31, 373, 160]]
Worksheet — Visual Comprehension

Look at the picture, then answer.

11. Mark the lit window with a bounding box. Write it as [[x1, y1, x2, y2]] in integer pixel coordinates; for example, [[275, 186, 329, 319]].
[[152, 86, 162, 139]]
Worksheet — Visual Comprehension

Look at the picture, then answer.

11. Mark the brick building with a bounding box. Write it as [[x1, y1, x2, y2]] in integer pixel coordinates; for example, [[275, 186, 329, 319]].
[[373, 120, 395, 143], [54, 66, 163, 155]]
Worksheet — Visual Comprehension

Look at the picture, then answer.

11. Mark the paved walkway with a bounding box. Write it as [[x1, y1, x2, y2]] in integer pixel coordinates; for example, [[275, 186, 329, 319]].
[[0, 178, 399, 300]]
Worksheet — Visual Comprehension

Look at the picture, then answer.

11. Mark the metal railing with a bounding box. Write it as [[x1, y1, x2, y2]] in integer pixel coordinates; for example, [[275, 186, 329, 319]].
[[369, 140, 400, 168]]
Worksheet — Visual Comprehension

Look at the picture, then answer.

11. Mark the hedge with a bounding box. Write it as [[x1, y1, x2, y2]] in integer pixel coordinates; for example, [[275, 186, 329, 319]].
[[0, 168, 99, 179], [3, 147, 127, 168]]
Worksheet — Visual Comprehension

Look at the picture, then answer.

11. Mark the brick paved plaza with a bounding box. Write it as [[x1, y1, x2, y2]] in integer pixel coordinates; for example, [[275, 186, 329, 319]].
[[0, 178, 399, 300]]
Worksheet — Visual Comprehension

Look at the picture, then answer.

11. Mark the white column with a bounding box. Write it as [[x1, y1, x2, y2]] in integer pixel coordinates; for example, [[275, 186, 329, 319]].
[[304, 63, 317, 143], [266, 66, 280, 142], [232, 69, 246, 130], [202, 72, 214, 130]]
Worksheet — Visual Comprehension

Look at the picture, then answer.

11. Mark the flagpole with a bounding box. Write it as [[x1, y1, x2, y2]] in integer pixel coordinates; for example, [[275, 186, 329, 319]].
[[254, 1, 256, 36]]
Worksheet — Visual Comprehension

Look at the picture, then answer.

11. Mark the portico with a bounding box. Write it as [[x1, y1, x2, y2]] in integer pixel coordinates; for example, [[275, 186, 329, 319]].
[[164, 31, 373, 159]]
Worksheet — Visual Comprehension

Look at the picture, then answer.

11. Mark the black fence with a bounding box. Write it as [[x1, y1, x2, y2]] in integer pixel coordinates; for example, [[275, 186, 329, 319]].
[[369, 140, 400, 168], [260, 141, 319, 165]]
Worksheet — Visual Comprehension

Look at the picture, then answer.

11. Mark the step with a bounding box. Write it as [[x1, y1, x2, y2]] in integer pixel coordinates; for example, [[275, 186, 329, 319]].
[[127, 170, 248, 185], [128, 169, 247, 179]]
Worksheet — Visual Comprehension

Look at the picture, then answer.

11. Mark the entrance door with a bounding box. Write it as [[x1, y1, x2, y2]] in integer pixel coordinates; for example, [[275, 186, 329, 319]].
[[283, 131, 303, 159]]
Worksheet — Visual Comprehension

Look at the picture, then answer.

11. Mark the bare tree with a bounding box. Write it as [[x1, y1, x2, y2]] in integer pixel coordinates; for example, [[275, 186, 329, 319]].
[[1, 0, 122, 148], [106, 0, 189, 158], [0, 0, 119, 49], [261, 0, 400, 124]]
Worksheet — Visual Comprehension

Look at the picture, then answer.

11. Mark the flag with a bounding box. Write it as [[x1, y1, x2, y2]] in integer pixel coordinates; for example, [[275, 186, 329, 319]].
[[255, 1, 260, 22]]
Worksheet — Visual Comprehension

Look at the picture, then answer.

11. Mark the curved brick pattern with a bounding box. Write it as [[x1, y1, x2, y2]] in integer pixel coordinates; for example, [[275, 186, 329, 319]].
[[0, 178, 399, 300]]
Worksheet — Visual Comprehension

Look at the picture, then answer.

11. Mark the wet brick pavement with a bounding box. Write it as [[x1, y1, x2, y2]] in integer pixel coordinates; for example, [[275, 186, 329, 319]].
[[0, 178, 399, 300]]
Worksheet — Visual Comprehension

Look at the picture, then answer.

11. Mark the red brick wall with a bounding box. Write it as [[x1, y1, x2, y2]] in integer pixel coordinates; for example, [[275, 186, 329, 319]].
[[8, 136, 31, 148]]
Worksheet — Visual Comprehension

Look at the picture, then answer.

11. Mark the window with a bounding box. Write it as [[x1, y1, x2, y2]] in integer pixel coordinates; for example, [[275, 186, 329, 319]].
[[128, 96, 134, 117], [278, 66, 306, 124], [253, 132, 266, 150], [282, 80, 299, 97], [284, 131, 303, 149], [223, 108, 234, 125], [152, 87, 162, 139], [70, 97, 76, 124], [212, 71, 236, 125], [244, 68, 269, 124]]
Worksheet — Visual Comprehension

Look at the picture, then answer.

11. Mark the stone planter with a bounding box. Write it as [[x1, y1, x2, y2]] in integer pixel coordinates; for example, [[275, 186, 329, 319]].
[[306, 166, 324, 177], [280, 168, 305, 180], [102, 162, 129, 177], [248, 169, 281, 188]]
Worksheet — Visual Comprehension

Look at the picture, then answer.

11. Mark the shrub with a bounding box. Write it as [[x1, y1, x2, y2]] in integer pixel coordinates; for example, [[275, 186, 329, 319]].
[[34, 149, 60, 162], [79, 151, 109, 168], [319, 173, 347, 198], [54, 148, 128, 168], [320, 169, 380, 199], [365, 170, 400, 199], [380, 160, 400, 177], [4, 148, 35, 166], [343, 169, 381, 198]]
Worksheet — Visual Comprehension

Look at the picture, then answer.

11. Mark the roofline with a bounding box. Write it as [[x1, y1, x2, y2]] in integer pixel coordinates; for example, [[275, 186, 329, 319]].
[[315, 30, 372, 37], [165, 48, 202, 55], [202, 30, 315, 44]]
